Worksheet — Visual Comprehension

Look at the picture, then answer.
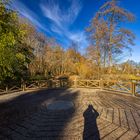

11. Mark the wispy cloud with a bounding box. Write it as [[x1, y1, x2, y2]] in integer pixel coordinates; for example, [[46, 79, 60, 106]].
[[40, 0, 82, 27], [40, 0, 88, 50], [12, 0, 49, 32], [69, 31, 89, 52], [12, 0, 89, 51]]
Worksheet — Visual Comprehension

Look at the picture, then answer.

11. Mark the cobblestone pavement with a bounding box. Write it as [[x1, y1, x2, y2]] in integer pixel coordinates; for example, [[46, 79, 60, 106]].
[[1, 88, 140, 139]]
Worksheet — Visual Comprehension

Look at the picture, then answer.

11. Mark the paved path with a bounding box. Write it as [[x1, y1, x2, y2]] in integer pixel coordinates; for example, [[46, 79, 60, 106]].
[[0, 88, 140, 139]]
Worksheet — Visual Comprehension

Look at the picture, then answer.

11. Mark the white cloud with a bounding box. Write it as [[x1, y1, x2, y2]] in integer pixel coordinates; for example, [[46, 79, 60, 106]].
[[41, 2, 61, 26], [51, 24, 63, 35], [12, 0, 89, 51], [12, 0, 49, 32], [40, 0, 89, 51], [40, 0, 82, 28], [68, 31, 89, 52]]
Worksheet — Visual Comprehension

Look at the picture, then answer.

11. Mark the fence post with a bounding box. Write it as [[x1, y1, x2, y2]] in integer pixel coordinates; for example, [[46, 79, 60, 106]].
[[48, 79, 52, 88], [131, 81, 136, 96], [22, 83, 26, 91], [86, 80, 88, 87], [6, 86, 8, 93], [74, 77, 77, 88], [100, 79, 103, 90], [60, 79, 62, 87], [38, 81, 40, 88]]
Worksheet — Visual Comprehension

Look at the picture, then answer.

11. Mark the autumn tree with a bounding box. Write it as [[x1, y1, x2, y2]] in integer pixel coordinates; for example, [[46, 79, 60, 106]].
[[99, 0, 135, 67], [87, 0, 135, 77], [87, 17, 110, 78]]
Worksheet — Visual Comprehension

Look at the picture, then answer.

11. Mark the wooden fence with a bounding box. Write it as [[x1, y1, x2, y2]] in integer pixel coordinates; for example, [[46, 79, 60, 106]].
[[0, 79, 140, 96], [74, 79, 140, 96], [0, 79, 71, 95]]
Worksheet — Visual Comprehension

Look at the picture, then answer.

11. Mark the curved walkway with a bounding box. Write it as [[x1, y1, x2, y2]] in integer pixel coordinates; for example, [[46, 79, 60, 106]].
[[0, 88, 140, 139]]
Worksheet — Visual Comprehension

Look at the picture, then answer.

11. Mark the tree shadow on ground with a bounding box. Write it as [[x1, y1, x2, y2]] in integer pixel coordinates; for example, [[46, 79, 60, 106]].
[[83, 104, 100, 140], [0, 88, 79, 139]]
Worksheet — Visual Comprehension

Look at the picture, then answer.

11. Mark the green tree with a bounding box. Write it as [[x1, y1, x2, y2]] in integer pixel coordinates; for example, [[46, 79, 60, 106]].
[[0, 1, 34, 85]]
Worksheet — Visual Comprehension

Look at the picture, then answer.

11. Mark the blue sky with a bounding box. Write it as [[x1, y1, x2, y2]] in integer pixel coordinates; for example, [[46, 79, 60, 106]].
[[12, 0, 140, 62]]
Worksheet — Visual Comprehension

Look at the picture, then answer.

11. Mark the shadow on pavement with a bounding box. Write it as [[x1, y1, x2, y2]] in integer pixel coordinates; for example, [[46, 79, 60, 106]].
[[83, 104, 100, 140], [0, 88, 79, 139]]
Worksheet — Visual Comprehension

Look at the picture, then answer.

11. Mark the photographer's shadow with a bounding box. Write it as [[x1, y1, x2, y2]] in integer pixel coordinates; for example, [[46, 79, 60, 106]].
[[83, 105, 100, 140]]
